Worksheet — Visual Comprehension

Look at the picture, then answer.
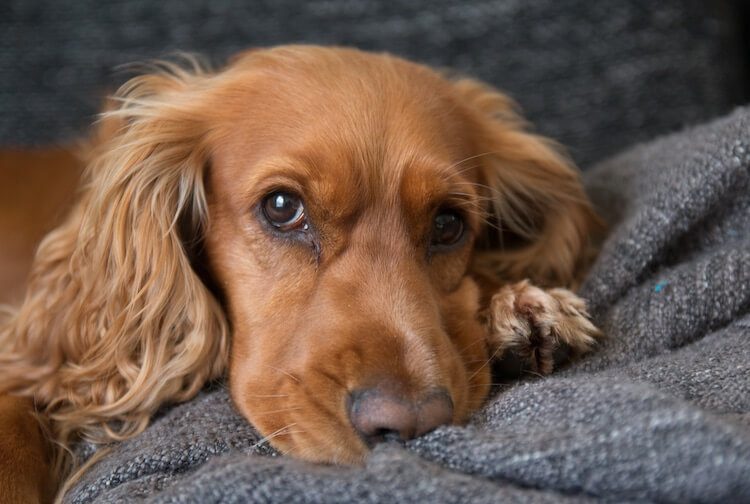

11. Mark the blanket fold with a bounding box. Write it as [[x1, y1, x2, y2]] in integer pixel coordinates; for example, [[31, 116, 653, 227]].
[[68, 107, 750, 503]]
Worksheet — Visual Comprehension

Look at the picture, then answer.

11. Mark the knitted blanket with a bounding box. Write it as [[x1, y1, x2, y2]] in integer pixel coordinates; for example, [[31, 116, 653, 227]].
[[67, 107, 750, 503]]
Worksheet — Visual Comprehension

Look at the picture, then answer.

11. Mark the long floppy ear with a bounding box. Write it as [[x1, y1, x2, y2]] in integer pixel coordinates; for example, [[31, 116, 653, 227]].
[[453, 78, 602, 287], [0, 60, 230, 451]]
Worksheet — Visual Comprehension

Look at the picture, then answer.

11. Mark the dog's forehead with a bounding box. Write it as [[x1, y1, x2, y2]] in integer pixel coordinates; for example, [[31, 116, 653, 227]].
[[213, 47, 474, 156], [210, 49, 481, 218]]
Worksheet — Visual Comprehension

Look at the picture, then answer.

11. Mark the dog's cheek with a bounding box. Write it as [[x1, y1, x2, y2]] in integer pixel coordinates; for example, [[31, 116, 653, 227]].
[[228, 356, 369, 464], [226, 358, 300, 456], [439, 277, 492, 417], [429, 241, 475, 293]]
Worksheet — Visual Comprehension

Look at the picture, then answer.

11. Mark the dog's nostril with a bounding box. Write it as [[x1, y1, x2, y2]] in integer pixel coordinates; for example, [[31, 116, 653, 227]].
[[374, 428, 406, 445], [348, 388, 454, 447], [348, 389, 417, 446]]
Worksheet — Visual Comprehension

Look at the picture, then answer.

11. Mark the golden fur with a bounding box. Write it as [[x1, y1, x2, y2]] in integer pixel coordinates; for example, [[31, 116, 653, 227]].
[[0, 45, 601, 500]]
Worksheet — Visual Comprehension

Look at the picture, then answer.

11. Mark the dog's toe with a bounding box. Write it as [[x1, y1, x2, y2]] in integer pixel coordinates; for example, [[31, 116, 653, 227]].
[[484, 280, 602, 376]]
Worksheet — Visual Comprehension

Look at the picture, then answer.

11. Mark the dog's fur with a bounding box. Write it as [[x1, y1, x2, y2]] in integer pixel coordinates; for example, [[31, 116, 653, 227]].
[[0, 45, 602, 501]]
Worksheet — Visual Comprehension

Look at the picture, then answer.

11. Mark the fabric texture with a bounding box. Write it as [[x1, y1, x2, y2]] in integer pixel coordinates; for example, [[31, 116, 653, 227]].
[[1, 0, 745, 167], [65, 106, 750, 502]]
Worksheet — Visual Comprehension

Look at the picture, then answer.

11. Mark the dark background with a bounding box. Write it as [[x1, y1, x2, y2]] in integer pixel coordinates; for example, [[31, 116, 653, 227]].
[[1, 0, 748, 168]]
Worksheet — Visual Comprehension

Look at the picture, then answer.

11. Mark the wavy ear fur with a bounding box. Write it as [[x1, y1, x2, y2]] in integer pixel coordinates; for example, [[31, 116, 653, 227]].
[[0, 60, 230, 456], [453, 78, 602, 287]]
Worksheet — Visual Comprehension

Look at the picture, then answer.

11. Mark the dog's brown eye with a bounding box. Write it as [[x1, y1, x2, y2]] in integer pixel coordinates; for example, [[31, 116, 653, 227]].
[[262, 191, 305, 230], [432, 210, 464, 247]]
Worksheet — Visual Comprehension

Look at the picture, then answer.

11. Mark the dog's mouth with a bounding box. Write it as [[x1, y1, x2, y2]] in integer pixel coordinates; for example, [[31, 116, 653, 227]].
[[222, 274, 494, 465], [232, 335, 491, 465], [238, 384, 461, 465]]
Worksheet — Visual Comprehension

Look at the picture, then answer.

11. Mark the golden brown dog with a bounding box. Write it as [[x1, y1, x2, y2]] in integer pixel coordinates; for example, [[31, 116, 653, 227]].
[[0, 45, 601, 501]]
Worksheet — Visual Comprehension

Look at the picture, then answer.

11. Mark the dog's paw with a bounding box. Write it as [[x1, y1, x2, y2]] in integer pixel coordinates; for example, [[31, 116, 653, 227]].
[[483, 280, 601, 375]]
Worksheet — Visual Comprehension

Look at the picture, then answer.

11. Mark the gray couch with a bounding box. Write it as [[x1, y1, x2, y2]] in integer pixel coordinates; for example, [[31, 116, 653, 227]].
[[1, 0, 748, 167]]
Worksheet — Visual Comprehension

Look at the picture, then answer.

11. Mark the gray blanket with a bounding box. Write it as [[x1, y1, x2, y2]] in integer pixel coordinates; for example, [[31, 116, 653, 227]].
[[68, 107, 750, 503]]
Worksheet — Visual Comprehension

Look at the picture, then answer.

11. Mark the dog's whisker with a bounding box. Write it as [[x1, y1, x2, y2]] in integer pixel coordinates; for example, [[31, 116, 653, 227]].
[[453, 179, 593, 206], [257, 430, 306, 451], [467, 383, 513, 389], [251, 422, 300, 448], [280, 446, 295, 457], [457, 337, 489, 354], [263, 365, 301, 383], [522, 370, 547, 379], [467, 344, 506, 382], [459, 207, 494, 220], [444, 162, 483, 179], [462, 358, 503, 365], [252, 406, 302, 416], [451, 180, 505, 195], [441, 151, 502, 174], [446, 191, 494, 202]]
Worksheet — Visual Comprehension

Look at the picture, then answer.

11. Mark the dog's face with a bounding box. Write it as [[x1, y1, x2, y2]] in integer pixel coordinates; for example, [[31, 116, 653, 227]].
[[195, 47, 594, 463], [204, 49, 491, 463]]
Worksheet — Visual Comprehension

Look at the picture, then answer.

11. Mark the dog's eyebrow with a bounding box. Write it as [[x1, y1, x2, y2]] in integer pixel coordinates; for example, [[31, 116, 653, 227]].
[[432, 169, 488, 230], [396, 156, 486, 231], [228, 154, 364, 229], [235, 157, 314, 202]]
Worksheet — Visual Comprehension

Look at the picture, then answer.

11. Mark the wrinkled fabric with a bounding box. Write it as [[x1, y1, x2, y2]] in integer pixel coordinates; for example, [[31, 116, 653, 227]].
[[68, 108, 750, 502]]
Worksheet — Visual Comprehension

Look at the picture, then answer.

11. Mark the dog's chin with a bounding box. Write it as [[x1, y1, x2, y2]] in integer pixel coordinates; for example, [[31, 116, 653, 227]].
[[268, 430, 369, 466]]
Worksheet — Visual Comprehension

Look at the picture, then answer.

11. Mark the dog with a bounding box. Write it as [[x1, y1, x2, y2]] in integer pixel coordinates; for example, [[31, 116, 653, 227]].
[[0, 45, 602, 501]]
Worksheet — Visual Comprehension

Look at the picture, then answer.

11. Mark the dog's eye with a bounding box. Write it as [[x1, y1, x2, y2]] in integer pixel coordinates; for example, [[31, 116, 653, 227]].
[[432, 210, 465, 247], [261, 191, 305, 230]]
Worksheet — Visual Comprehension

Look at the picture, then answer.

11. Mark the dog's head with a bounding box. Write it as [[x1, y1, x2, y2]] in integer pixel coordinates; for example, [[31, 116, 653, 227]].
[[3, 46, 597, 464], [203, 47, 597, 462]]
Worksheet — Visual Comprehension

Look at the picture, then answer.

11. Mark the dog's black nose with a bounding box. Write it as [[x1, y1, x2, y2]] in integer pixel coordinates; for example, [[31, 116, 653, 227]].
[[348, 387, 453, 446]]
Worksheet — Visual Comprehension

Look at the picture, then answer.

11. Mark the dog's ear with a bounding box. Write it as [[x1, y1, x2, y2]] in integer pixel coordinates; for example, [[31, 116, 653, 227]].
[[0, 61, 229, 450], [452, 78, 602, 287]]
